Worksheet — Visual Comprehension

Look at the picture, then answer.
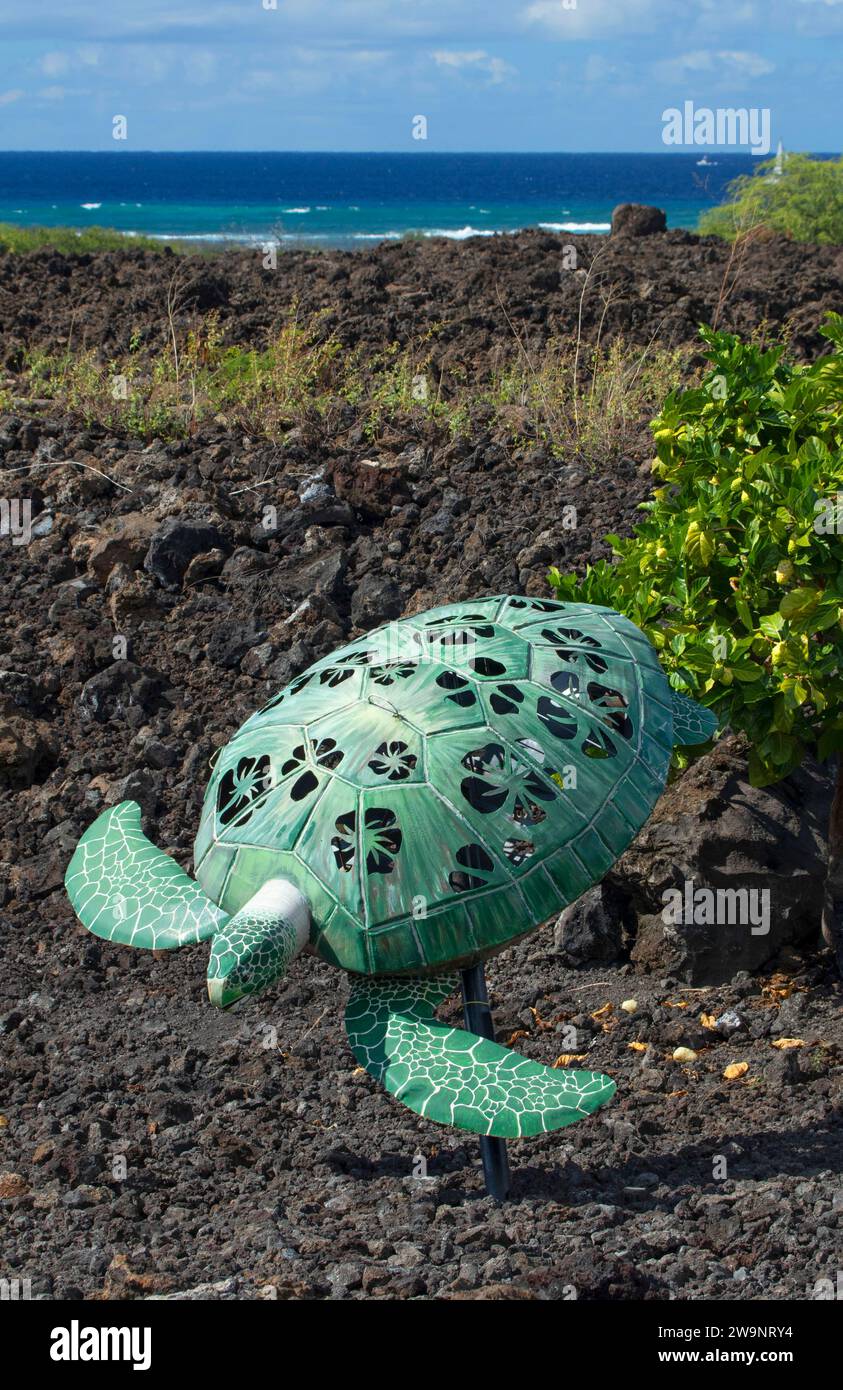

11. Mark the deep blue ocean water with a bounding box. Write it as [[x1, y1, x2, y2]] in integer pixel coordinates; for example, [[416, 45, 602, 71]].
[[0, 151, 771, 249]]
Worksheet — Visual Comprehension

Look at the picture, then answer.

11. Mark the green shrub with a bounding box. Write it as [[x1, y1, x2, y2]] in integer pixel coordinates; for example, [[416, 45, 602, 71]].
[[0, 223, 174, 254], [549, 314, 843, 787], [699, 153, 843, 244]]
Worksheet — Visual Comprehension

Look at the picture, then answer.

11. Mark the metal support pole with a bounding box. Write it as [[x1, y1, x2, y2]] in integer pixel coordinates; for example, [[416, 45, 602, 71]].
[[460, 962, 511, 1201]]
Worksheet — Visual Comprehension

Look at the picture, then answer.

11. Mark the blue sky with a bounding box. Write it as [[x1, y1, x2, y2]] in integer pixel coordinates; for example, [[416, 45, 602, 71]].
[[0, 0, 841, 152]]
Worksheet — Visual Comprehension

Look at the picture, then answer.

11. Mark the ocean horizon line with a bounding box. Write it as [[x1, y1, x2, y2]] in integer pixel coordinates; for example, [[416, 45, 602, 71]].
[[1, 148, 838, 157]]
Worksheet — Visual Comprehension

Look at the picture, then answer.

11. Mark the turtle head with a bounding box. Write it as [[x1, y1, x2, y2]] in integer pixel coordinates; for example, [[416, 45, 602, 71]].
[[207, 879, 310, 1009]]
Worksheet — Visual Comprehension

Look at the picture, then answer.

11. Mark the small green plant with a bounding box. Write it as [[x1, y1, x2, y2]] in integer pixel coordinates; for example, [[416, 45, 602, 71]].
[[20, 305, 345, 440], [347, 326, 458, 441], [25, 344, 186, 438], [196, 307, 344, 434], [699, 153, 843, 245], [488, 335, 684, 461], [804, 1045, 831, 1077], [10, 304, 682, 459], [549, 313, 843, 962]]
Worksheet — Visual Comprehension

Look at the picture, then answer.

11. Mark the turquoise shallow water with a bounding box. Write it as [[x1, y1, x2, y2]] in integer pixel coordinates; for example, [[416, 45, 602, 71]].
[[0, 151, 768, 248]]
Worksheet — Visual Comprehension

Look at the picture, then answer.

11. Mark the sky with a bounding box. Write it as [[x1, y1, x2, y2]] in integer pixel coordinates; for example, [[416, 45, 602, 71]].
[[0, 0, 841, 152]]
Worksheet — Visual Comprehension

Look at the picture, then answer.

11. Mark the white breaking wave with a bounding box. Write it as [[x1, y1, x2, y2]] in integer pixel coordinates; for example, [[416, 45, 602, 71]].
[[146, 232, 267, 243], [80, 202, 102, 210], [424, 226, 497, 239], [126, 220, 612, 247], [539, 221, 611, 232], [283, 206, 311, 213], [144, 231, 343, 245]]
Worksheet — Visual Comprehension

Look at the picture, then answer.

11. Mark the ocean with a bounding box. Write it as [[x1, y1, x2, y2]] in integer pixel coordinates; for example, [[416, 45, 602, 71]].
[[0, 151, 767, 249]]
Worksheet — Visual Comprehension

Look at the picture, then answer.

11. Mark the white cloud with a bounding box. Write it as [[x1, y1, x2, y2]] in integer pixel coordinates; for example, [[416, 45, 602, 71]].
[[291, 46, 391, 68], [522, 0, 667, 38], [523, 0, 769, 39], [583, 54, 632, 83], [184, 50, 217, 84], [654, 49, 775, 82], [0, 89, 24, 105], [793, 0, 843, 36], [242, 68, 280, 91], [41, 52, 69, 76], [240, 45, 394, 100], [39, 47, 101, 78], [719, 49, 775, 76], [130, 48, 173, 82], [431, 49, 515, 83]]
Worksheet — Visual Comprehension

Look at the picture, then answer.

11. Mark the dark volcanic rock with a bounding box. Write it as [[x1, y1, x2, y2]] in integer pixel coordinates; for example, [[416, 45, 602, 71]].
[[0, 670, 36, 714], [330, 456, 409, 519], [1, 228, 842, 373], [611, 204, 668, 237], [183, 548, 226, 584], [293, 549, 348, 602], [265, 640, 314, 688], [144, 517, 224, 588], [78, 660, 166, 724], [554, 881, 632, 965], [0, 714, 56, 788], [350, 572, 402, 629], [615, 736, 833, 984], [205, 620, 268, 670]]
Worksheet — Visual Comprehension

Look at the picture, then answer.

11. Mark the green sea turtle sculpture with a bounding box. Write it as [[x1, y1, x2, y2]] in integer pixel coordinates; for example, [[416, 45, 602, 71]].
[[65, 595, 716, 1140]]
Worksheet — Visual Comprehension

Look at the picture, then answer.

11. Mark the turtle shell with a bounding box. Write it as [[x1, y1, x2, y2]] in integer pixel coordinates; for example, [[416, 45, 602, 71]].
[[193, 595, 676, 975]]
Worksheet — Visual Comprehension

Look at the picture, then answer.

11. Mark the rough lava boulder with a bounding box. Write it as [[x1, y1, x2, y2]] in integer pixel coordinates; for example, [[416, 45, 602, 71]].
[[611, 203, 668, 237], [609, 735, 832, 984]]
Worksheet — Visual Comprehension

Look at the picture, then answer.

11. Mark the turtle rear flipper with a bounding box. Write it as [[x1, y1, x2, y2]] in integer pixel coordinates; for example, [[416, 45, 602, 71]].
[[671, 690, 718, 746], [64, 800, 227, 949], [345, 974, 615, 1139]]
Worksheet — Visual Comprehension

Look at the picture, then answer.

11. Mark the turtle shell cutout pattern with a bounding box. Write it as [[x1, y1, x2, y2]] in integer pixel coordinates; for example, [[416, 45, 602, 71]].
[[194, 595, 675, 975]]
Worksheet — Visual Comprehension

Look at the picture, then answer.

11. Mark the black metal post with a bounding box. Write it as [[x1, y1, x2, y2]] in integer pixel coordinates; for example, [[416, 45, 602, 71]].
[[460, 962, 511, 1201]]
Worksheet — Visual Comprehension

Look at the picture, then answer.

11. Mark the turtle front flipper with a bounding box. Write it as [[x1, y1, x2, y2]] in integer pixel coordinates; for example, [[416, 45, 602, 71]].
[[345, 974, 616, 1139], [65, 800, 227, 949]]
